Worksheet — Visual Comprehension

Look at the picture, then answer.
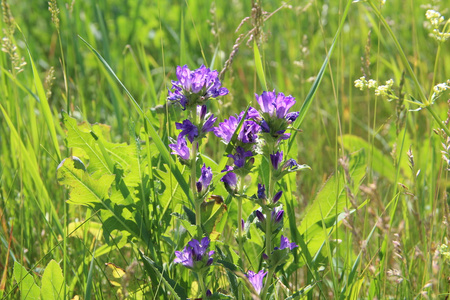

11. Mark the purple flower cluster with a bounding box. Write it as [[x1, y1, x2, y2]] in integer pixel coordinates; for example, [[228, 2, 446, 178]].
[[168, 65, 228, 110], [256, 90, 299, 141], [174, 237, 215, 271]]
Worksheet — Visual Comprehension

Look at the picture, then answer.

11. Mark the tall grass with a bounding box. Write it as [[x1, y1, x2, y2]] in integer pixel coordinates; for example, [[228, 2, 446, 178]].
[[0, 0, 449, 298]]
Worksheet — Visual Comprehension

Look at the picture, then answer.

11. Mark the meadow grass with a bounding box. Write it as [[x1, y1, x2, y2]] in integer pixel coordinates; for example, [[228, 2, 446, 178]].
[[0, 0, 449, 299]]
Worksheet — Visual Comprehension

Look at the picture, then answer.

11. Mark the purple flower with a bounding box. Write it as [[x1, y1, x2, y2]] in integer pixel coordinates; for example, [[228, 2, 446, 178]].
[[247, 270, 267, 295], [286, 112, 299, 123], [238, 106, 261, 120], [198, 105, 207, 120], [202, 114, 217, 133], [228, 146, 253, 168], [221, 166, 237, 191], [270, 151, 283, 170], [257, 184, 266, 200], [214, 107, 260, 144], [214, 115, 239, 143], [255, 210, 265, 222], [272, 209, 284, 224], [273, 191, 283, 203], [168, 65, 228, 109], [255, 208, 284, 229], [197, 164, 213, 193], [169, 136, 190, 160], [174, 237, 215, 270], [277, 235, 298, 251], [283, 158, 299, 170], [238, 120, 260, 144], [176, 119, 198, 143], [255, 90, 296, 119]]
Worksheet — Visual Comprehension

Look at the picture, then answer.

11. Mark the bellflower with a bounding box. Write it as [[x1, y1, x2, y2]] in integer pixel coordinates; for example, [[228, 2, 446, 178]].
[[247, 270, 267, 295], [276, 235, 298, 251], [176, 119, 198, 143], [202, 114, 217, 134], [257, 184, 266, 200], [214, 107, 261, 144], [270, 151, 283, 170], [174, 237, 215, 270], [254, 208, 284, 232], [168, 65, 228, 109], [220, 166, 237, 191], [169, 135, 190, 160], [197, 164, 213, 194], [228, 146, 253, 168], [256, 90, 295, 118], [272, 190, 283, 203], [255, 90, 299, 142]]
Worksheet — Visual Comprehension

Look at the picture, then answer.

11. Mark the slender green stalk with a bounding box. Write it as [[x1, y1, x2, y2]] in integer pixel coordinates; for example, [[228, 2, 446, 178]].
[[260, 267, 275, 300], [197, 271, 208, 299]]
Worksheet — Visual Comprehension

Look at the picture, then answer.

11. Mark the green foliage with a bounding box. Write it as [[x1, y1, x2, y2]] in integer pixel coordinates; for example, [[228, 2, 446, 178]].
[[13, 262, 40, 300], [40, 260, 66, 300], [14, 260, 66, 300]]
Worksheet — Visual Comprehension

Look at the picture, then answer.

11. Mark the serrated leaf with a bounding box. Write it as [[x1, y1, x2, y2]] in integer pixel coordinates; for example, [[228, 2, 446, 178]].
[[41, 260, 66, 300], [62, 112, 112, 174], [57, 157, 115, 206], [13, 261, 40, 300]]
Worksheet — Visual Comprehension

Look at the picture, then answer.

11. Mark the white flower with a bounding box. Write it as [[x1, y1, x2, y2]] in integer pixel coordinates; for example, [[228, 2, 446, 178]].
[[368, 79, 378, 89]]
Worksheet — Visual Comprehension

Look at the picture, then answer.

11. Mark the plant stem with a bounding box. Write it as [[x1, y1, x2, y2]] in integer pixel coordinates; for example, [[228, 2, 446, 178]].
[[237, 177, 245, 266], [197, 270, 208, 299], [260, 267, 275, 300]]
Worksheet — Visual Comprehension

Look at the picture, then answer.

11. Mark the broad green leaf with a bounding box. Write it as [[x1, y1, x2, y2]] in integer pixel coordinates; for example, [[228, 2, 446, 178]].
[[299, 150, 366, 256], [201, 198, 227, 237], [342, 134, 395, 180], [62, 111, 112, 174], [57, 157, 115, 206], [13, 261, 40, 300], [41, 260, 66, 300]]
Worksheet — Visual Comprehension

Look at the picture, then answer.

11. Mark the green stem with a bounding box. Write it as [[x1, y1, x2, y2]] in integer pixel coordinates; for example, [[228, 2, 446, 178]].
[[237, 177, 245, 265], [197, 270, 207, 299], [260, 267, 275, 300], [191, 140, 200, 225], [427, 106, 450, 137], [429, 44, 441, 101]]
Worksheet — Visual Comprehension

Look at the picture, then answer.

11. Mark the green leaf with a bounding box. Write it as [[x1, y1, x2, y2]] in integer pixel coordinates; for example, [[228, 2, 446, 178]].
[[140, 252, 187, 300], [57, 157, 115, 206], [62, 111, 112, 174], [13, 261, 40, 300], [299, 150, 366, 256], [40, 260, 66, 300], [342, 134, 395, 180]]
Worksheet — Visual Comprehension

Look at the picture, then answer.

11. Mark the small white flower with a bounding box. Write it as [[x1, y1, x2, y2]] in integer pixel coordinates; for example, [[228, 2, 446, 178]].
[[368, 79, 378, 89]]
